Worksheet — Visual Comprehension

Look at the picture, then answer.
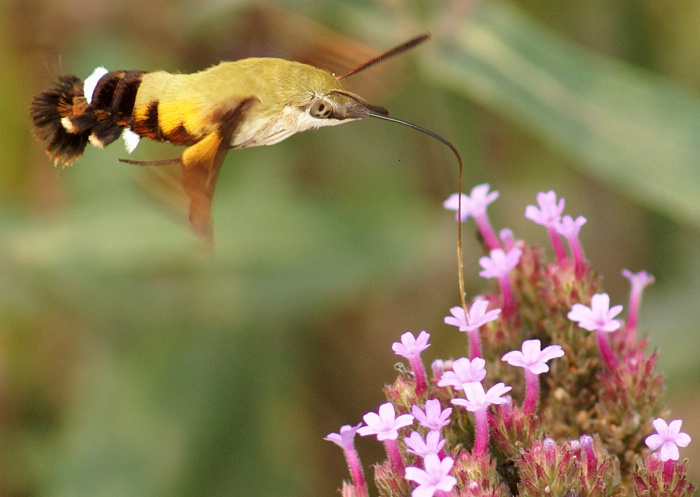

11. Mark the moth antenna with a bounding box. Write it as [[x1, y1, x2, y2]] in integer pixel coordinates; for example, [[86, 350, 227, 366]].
[[367, 112, 469, 317], [336, 33, 430, 81]]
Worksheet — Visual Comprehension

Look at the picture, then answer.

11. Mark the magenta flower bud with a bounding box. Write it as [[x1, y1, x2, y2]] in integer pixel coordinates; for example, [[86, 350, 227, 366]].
[[635, 454, 696, 497]]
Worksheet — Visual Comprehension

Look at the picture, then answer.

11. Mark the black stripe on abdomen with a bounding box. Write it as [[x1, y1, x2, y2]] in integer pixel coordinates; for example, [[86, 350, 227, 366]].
[[89, 70, 145, 146], [130, 100, 200, 146]]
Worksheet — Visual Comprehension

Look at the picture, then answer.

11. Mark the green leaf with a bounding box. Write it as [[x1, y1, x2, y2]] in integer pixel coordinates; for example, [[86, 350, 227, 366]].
[[421, 0, 700, 224]]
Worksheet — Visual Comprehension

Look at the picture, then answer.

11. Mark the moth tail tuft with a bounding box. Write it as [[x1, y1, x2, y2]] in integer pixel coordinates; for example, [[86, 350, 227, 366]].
[[29, 75, 94, 166]]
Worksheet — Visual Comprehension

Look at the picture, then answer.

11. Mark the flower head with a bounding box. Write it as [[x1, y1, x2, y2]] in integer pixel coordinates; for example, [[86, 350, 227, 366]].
[[502, 339, 564, 375], [412, 399, 452, 432], [405, 453, 457, 497], [567, 293, 622, 332], [357, 403, 414, 441], [645, 418, 691, 461]]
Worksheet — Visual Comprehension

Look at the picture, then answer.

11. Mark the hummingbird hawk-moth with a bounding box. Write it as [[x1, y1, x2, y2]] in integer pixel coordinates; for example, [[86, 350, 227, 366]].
[[30, 34, 462, 242]]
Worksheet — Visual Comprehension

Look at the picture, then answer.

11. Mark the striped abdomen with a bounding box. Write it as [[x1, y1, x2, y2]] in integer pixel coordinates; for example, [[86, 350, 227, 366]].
[[86, 69, 145, 148], [30, 67, 207, 165]]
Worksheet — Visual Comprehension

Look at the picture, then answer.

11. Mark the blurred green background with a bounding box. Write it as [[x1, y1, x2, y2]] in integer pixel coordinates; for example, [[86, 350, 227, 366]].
[[2, 0, 699, 495]]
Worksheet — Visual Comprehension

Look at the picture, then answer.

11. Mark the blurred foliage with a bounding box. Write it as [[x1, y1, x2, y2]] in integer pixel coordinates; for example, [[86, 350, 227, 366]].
[[1, 0, 698, 496]]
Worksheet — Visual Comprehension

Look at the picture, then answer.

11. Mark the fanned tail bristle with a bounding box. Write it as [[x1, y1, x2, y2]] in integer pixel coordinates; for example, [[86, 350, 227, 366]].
[[29, 75, 92, 166], [31, 69, 146, 165]]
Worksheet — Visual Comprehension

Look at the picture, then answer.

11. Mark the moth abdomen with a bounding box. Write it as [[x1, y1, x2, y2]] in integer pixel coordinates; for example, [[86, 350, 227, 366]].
[[130, 100, 202, 147], [30, 68, 146, 165]]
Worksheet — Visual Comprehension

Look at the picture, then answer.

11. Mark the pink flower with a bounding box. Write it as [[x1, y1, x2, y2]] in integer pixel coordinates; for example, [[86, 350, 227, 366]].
[[502, 339, 564, 375], [478, 248, 522, 279], [645, 418, 691, 461], [445, 298, 501, 332], [437, 357, 487, 390], [324, 423, 362, 450], [412, 399, 452, 432], [479, 248, 522, 318], [525, 191, 568, 266], [568, 293, 623, 332], [622, 269, 655, 292], [405, 453, 457, 497], [325, 424, 368, 497], [445, 299, 501, 358], [502, 339, 564, 414], [452, 382, 512, 412], [393, 331, 431, 395], [358, 403, 414, 477], [404, 431, 446, 458], [443, 193, 470, 222], [358, 403, 414, 441], [443, 184, 498, 220], [393, 331, 431, 359], [555, 215, 586, 239], [622, 269, 655, 339], [556, 215, 587, 278], [568, 293, 623, 372], [525, 190, 565, 227], [444, 184, 501, 250], [452, 382, 511, 458]]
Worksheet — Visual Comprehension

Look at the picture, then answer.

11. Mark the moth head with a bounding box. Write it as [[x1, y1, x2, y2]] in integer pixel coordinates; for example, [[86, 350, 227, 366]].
[[298, 33, 433, 123], [304, 89, 388, 122]]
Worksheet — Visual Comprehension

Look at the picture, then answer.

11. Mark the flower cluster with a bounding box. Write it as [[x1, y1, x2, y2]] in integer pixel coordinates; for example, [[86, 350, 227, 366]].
[[327, 186, 694, 497]]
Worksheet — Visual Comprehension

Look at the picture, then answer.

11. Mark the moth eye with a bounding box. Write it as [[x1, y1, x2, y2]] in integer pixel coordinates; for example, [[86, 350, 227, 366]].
[[309, 99, 333, 119]]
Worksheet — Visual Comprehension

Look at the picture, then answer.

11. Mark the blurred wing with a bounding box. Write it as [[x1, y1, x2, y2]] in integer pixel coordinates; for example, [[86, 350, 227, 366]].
[[180, 98, 257, 242], [184, 4, 407, 103]]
